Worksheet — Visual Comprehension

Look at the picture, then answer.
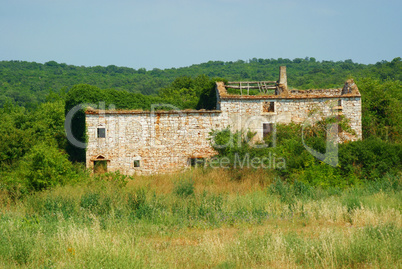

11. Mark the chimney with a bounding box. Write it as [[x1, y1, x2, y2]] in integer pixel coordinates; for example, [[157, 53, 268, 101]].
[[276, 66, 288, 95], [278, 66, 287, 90]]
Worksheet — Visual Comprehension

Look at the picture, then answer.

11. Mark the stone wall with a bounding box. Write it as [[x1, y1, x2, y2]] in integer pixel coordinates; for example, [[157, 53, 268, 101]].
[[340, 97, 362, 139], [86, 110, 227, 175], [219, 96, 362, 142]]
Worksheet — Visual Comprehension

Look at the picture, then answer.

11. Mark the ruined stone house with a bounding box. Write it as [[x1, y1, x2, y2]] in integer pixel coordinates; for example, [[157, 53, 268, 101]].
[[85, 66, 362, 175]]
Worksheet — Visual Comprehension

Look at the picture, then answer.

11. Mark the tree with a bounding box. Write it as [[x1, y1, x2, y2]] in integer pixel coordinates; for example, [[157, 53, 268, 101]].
[[20, 143, 75, 191]]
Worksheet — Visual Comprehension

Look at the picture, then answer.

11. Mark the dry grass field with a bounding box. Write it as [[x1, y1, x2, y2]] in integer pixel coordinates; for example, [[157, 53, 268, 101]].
[[0, 169, 401, 268]]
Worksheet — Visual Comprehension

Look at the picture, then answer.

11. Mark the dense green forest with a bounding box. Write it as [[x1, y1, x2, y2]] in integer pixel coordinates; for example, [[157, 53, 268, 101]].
[[1, 57, 401, 108], [0, 57, 401, 196]]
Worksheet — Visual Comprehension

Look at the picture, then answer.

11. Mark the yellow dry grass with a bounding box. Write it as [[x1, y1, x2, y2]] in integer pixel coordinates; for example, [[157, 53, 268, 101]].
[[126, 168, 274, 195]]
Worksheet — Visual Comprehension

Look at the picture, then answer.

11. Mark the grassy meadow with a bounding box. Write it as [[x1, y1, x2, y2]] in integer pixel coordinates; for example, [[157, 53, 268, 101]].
[[0, 168, 401, 268]]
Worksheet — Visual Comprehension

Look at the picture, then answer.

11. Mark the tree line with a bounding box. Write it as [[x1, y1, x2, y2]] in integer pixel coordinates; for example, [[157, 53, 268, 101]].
[[0, 57, 400, 108]]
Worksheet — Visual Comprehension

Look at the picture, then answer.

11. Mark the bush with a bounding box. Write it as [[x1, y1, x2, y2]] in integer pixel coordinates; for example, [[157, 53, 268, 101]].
[[20, 143, 77, 191], [211, 124, 401, 188], [339, 138, 402, 180], [298, 162, 348, 188]]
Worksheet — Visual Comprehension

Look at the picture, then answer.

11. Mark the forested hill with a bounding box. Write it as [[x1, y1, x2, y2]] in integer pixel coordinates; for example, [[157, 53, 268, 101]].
[[0, 57, 401, 108]]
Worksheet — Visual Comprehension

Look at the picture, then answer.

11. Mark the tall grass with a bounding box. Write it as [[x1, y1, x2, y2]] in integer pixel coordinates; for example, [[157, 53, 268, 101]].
[[0, 169, 400, 268]]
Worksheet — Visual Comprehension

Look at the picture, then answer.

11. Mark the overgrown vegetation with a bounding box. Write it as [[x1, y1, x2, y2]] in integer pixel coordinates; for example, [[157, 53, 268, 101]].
[[0, 57, 401, 267], [210, 124, 401, 188]]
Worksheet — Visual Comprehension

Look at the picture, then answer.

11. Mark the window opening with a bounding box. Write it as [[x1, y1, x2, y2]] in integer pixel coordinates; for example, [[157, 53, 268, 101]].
[[188, 158, 205, 167], [97, 128, 105, 138], [93, 160, 107, 174], [262, 101, 275, 113]]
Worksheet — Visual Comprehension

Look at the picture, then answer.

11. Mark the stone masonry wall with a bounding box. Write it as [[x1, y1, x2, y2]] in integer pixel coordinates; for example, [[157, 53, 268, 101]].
[[219, 96, 362, 142], [86, 111, 228, 175], [341, 97, 362, 139]]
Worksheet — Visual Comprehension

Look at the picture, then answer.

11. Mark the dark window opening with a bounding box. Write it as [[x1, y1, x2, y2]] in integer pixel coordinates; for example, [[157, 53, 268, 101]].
[[134, 160, 140, 167], [97, 128, 105, 138], [263, 101, 275, 113], [263, 123, 273, 139], [93, 160, 107, 174], [189, 158, 205, 167]]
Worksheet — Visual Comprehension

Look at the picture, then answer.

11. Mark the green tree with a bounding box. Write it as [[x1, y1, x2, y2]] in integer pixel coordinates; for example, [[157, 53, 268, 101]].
[[358, 77, 402, 142], [20, 143, 76, 191]]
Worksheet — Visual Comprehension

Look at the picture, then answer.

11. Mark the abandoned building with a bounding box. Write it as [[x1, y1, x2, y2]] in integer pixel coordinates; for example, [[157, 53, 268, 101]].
[[85, 66, 362, 175]]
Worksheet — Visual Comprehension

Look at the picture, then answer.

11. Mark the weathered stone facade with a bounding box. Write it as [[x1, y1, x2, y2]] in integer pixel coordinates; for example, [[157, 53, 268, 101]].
[[86, 110, 225, 175], [86, 67, 362, 175]]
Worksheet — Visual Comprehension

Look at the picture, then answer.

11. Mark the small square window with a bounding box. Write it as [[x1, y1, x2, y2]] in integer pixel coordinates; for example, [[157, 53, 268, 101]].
[[134, 160, 140, 167], [97, 128, 105, 138], [262, 101, 275, 113]]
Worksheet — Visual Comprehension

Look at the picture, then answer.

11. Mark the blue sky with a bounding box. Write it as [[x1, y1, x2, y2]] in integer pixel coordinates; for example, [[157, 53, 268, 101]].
[[1, 0, 401, 70]]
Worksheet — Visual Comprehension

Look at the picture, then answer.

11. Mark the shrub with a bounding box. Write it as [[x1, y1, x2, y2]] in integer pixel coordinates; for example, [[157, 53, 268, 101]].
[[298, 162, 347, 188], [211, 125, 401, 188], [339, 138, 402, 180], [20, 143, 77, 191]]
